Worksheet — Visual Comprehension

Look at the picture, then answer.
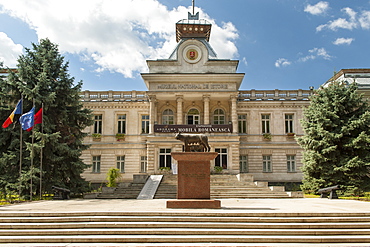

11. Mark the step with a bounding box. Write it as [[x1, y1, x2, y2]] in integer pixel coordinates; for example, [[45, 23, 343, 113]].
[[1, 234, 370, 244], [1, 211, 369, 244]]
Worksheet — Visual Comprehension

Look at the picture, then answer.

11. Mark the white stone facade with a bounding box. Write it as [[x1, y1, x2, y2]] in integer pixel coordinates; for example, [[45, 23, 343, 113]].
[[80, 37, 312, 185], [80, 13, 370, 186]]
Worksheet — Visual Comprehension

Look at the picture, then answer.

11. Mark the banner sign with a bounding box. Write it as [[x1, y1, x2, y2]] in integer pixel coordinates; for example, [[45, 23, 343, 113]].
[[154, 124, 232, 133]]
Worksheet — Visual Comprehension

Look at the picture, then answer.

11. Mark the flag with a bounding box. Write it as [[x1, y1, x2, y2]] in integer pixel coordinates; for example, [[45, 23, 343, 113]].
[[20, 107, 35, 131], [2, 99, 22, 128], [27, 108, 42, 132]]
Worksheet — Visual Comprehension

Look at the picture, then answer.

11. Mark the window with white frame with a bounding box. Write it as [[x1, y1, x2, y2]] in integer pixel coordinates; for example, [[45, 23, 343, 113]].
[[285, 114, 294, 133], [141, 115, 149, 134], [92, 156, 101, 173], [261, 114, 270, 134], [239, 155, 248, 173], [159, 148, 172, 168], [287, 155, 296, 172], [116, 156, 125, 173], [187, 108, 200, 124], [215, 148, 228, 169], [117, 114, 126, 134], [238, 115, 247, 133], [263, 155, 272, 172], [93, 115, 102, 134], [140, 156, 147, 173], [162, 109, 174, 125], [213, 109, 225, 124]]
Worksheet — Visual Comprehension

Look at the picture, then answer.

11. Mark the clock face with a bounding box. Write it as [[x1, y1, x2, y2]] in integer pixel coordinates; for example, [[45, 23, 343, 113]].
[[183, 45, 202, 64]]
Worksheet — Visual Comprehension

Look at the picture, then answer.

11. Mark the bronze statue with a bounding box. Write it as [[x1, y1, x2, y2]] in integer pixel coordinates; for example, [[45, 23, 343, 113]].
[[175, 133, 210, 152]]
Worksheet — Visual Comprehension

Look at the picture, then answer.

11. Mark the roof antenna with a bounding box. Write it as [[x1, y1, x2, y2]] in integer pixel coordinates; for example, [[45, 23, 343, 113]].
[[188, 0, 199, 20]]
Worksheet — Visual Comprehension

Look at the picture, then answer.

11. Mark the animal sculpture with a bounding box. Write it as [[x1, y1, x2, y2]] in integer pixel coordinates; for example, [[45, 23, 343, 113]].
[[175, 133, 210, 152]]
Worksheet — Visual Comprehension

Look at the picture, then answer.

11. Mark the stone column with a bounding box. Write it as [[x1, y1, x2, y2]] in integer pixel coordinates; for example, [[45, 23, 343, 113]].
[[176, 95, 183, 124], [230, 94, 238, 134], [203, 95, 210, 124], [148, 95, 156, 134]]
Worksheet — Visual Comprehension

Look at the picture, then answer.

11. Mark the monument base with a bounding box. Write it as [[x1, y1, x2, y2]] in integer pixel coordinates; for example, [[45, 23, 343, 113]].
[[167, 199, 221, 209]]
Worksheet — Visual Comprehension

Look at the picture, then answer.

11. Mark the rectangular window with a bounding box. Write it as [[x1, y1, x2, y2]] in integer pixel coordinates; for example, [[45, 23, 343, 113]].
[[116, 156, 125, 173], [263, 155, 272, 172], [159, 148, 172, 168], [285, 114, 294, 133], [94, 115, 102, 134], [141, 115, 149, 134], [261, 114, 270, 134], [117, 114, 126, 134], [238, 115, 247, 133], [287, 155, 296, 172], [92, 156, 101, 173], [140, 156, 147, 173], [239, 155, 248, 173], [215, 148, 228, 169]]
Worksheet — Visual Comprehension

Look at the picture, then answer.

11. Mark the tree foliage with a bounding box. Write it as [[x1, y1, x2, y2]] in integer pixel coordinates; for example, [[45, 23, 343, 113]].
[[0, 39, 93, 197], [298, 81, 370, 195]]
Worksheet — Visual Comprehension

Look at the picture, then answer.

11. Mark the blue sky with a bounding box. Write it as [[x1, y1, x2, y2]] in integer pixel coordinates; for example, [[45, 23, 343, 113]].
[[0, 0, 369, 91]]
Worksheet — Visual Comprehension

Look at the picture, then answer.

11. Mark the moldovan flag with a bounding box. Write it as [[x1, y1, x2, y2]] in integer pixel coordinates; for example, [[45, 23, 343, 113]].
[[27, 108, 42, 132], [2, 99, 22, 128], [19, 107, 35, 131]]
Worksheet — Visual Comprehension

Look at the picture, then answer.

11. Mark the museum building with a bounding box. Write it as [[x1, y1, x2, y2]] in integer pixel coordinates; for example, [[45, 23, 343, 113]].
[[80, 11, 370, 185]]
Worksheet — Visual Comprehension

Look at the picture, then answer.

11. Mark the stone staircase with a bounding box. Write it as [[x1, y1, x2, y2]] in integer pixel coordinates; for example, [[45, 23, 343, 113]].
[[154, 174, 292, 199], [0, 211, 369, 245], [210, 174, 291, 199], [154, 174, 177, 199], [96, 182, 144, 199]]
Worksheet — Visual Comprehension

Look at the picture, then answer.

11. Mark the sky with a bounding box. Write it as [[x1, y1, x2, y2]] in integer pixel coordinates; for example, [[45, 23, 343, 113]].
[[0, 0, 369, 91]]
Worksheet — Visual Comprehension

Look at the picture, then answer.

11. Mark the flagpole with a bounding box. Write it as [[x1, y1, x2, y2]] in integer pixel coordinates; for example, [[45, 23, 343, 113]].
[[39, 104, 44, 199], [18, 95, 23, 202], [30, 102, 35, 201]]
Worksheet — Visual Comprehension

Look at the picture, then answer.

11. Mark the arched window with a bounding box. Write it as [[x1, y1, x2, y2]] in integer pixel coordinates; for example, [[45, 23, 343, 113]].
[[213, 109, 225, 124], [162, 109, 174, 124], [187, 108, 200, 124]]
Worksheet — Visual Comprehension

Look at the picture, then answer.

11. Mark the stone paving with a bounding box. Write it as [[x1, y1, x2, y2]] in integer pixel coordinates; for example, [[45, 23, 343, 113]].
[[0, 198, 369, 214]]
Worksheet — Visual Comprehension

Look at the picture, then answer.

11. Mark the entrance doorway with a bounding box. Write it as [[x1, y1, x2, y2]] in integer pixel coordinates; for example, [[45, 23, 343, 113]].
[[187, 108, 200, 124]]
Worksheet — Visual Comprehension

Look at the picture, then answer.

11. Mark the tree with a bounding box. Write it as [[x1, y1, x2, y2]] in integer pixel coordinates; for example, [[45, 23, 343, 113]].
[[298, 81, 370, 196], [0, 39, 93, 197]]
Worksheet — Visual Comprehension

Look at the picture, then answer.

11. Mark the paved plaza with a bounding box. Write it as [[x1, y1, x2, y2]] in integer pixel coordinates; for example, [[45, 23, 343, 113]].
[[1, 198, 369, 214]]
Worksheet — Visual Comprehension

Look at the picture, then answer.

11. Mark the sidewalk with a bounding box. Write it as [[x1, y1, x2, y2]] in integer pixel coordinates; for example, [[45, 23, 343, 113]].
[[1, 198, 369, 214]]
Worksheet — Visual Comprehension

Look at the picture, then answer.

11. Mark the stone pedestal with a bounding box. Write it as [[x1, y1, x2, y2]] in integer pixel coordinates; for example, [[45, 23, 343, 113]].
[[167, 152, 221, 209]]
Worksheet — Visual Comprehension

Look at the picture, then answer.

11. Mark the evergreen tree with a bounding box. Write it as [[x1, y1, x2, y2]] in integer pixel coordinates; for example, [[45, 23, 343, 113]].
[[0, 39, 93, 197], [298, 81, 370, 196]]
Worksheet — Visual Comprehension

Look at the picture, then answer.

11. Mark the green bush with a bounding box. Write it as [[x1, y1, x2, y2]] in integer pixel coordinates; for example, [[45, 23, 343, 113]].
[[106, 168, 121, 187]]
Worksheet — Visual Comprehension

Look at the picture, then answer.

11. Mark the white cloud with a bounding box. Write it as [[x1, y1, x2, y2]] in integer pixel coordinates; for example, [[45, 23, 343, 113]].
[[304, 1, 329, 15], [242, 57, 248, 67], [0, 0, 238, 78], [275, 58, 291, 68], [316, 7, 358, 32], [299, 48, 332, 62], [0, 32, 23, 67], [333, 37, 354, 45], [359, 11, 370, 29]]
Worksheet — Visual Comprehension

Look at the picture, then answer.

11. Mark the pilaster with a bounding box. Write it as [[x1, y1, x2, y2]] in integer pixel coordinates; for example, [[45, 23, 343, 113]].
[[203, 95, 210, 124]]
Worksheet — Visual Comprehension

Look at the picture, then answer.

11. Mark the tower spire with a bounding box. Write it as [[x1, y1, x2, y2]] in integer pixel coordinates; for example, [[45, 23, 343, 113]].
[[192, 0, 195, 15]]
